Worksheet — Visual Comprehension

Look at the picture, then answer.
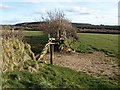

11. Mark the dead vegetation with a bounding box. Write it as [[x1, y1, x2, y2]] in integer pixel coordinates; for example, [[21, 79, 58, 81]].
[[2, 31, 41, 73]]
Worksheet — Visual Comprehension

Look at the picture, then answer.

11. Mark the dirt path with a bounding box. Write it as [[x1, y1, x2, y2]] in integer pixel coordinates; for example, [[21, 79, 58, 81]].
[[43, 51, 119, 78]]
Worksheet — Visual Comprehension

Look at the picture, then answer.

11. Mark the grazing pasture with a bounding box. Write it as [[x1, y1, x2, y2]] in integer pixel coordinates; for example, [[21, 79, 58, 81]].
[[72, 33, 118, 57], [24, 31, 119, 57]]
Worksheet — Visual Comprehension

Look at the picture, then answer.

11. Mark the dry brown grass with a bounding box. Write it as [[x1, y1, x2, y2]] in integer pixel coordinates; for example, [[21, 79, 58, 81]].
[[2, 31, 41, 73]]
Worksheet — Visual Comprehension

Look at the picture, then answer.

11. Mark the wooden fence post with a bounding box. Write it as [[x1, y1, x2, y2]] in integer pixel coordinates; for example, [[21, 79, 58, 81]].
[[50, 44, 53, 64]]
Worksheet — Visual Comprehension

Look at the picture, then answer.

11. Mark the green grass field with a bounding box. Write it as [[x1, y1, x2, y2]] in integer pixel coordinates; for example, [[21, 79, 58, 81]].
[[24, 31, 119, 57], [72, 33, 118, 57]]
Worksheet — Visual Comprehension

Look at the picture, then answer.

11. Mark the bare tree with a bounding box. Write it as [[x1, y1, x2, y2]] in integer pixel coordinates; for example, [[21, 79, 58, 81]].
[[40, 9, 78, 40]]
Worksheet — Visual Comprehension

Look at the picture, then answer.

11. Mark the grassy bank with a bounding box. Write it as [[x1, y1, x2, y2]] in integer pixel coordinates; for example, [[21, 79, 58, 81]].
[[3, 63, 119, 88]]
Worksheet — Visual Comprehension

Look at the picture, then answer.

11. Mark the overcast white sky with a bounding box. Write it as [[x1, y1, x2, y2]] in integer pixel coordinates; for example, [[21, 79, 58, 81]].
[[0, 0, 120, 25]]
